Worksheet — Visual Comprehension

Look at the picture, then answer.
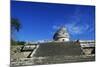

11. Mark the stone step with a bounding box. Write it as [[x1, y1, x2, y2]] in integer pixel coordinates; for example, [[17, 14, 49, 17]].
[[33, 42, 82, 57]]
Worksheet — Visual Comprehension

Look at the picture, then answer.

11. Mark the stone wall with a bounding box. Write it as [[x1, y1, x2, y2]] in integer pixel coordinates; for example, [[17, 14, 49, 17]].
[[33, 42, 82, 57]]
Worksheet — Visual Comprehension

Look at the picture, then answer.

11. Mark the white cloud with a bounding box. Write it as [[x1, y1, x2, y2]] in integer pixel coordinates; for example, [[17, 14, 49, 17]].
[[52, 25, 59, 30], [65, 23, 89, 34], [52, 23, 90, 35], [52, 7, 94, 35]]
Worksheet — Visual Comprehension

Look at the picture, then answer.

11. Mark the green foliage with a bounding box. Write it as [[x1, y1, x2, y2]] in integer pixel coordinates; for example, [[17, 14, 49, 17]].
[[11, 39, 17, 45], [11, 18, 22, 45], [11, 40, 26, 45], [11, 18, 21, 32], [17, 41, 26, 45]]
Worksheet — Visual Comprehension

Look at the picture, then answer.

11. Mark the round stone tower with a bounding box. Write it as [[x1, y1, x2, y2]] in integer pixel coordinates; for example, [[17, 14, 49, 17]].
[[53, 26, 69, 42]]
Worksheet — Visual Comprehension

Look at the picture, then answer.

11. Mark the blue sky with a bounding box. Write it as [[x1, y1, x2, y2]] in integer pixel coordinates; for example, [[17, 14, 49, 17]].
[[11, 1, 95, 41]]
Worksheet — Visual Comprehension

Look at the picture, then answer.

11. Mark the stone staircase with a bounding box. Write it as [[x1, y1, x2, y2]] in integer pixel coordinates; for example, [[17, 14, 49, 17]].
[[32, 41, 83, 57]]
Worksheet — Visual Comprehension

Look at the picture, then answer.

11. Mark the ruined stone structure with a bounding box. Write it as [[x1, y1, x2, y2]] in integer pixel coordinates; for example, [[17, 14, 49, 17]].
[[53, 26, 69, 42], [32, 42, 82, 57], [11, 26, 95, 66]]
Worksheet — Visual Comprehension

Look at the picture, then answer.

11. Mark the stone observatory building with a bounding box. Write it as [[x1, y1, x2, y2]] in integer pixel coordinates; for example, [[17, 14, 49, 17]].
[[53, 26, 69, 42], [11, 25, 95, 66]]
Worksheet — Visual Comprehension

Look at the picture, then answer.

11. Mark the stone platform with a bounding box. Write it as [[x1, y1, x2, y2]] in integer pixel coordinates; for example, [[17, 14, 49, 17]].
[[11, 42, 95, 66], [31, 42, 83, 57], [11, 55, 95, 66]]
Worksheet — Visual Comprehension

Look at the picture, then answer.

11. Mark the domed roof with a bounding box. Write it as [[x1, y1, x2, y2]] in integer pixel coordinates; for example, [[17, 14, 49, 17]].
[[53, 26, 69, 41]]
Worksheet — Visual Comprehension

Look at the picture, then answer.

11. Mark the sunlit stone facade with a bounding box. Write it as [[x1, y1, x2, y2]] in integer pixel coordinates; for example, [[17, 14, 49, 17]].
[[53, 26, 69, 42]]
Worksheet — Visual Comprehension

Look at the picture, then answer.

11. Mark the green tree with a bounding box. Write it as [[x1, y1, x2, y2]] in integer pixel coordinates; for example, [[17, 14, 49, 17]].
[[11, 18, 21, 45], [11, 18, 21, 32]]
